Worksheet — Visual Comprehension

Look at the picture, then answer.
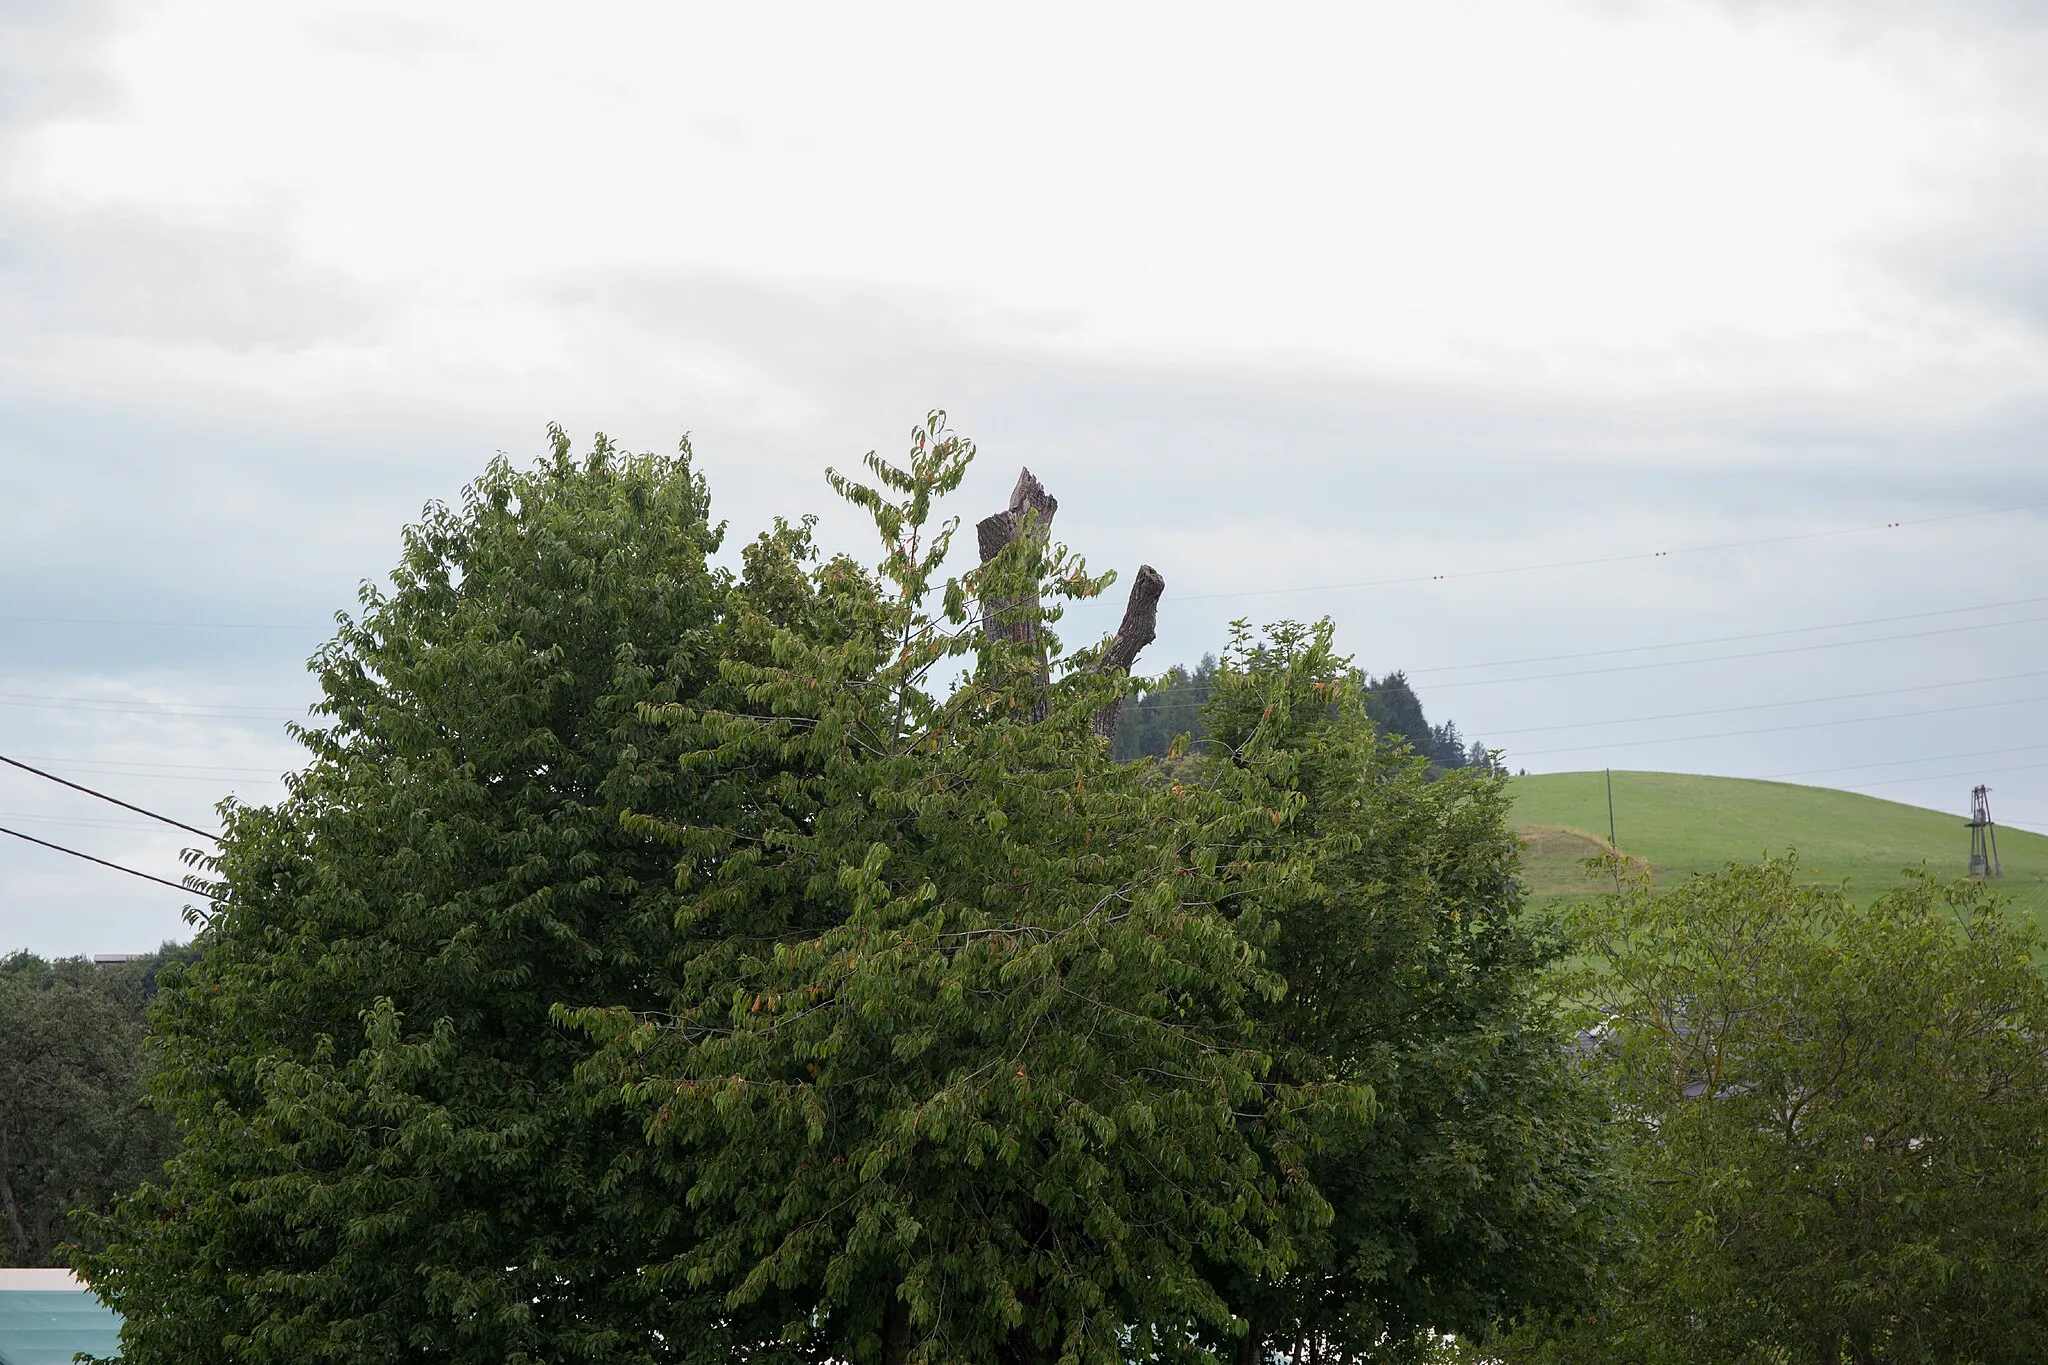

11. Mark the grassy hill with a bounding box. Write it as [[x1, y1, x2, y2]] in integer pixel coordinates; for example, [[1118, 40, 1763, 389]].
[[1510, 771, 2048, 928]]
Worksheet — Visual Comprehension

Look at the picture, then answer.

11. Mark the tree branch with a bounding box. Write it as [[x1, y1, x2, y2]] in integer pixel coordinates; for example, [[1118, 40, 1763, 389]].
[[1092, 565, 1164, 739]]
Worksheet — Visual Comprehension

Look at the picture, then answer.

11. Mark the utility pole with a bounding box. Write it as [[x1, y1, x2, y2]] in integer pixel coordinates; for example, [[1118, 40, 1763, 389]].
[[1606, 768, 1621, 893], [1967, 784, 2002, 879]]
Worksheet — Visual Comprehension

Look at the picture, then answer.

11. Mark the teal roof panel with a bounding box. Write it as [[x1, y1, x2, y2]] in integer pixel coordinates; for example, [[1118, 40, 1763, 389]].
[[0, 1289, 123, 1365]]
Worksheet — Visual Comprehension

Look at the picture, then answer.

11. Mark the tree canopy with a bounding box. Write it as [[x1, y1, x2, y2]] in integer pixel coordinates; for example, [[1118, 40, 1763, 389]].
[[81, 416, 1611, 1365], [83, 430, 734, 1362], [1516, 859, 2048, 1365], [1193, 623, 1613, 1363], [0, 946, 189, 1267], [1115, 661, 1493, 776], [566, 421, 1334, 1363]]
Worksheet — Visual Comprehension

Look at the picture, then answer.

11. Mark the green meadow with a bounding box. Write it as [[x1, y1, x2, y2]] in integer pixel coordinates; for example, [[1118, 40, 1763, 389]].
[[1510, 770, 2048, 929]]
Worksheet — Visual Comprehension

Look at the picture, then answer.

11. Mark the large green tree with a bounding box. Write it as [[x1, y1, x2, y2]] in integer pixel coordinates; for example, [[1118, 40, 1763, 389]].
[[80, 415, 1612, 1365], [1196, 623, 1615, 1363], [1520, 860, 2048, 1364], [570, 419, 1334, 1365], [82, 430, 742, 1362]]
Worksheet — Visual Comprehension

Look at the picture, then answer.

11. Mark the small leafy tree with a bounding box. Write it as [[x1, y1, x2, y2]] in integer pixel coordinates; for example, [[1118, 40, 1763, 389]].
[[1523, 859, 2048, 1364]]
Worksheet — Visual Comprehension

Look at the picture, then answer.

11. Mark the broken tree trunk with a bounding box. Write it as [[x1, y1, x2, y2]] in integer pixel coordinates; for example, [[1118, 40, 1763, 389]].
[[976, 468, 1059, 721], [1091, 563, 1163, 739], [976, 467, 1164, 742]]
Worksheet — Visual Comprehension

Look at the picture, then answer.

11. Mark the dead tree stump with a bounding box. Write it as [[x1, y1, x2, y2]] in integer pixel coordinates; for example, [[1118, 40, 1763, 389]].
[[975, 467, 1163, 741]]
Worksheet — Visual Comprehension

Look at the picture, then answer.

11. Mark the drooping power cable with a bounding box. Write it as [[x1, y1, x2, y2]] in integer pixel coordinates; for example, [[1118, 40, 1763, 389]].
[[0, 823, 199, 894], [0, 752, 222, 841]]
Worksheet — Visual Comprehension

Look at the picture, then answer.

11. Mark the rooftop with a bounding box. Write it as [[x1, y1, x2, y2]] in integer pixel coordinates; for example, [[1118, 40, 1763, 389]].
[[0, 1271, 122, 1365]]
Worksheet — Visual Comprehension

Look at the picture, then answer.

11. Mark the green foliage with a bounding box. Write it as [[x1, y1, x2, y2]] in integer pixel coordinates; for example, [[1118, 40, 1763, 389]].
[[1195, 622, 1617, 1362], [1116, 660, 1492, 776], [80, 430, 736, 1363], [1357, 671, 1478, 773], [569, 418, 1330, 1364], [0, 945, 188, 1266], [77, 413, 1613, 1365], [1112, 655, 1215, 761], [1519, 859, 2048, 1364]]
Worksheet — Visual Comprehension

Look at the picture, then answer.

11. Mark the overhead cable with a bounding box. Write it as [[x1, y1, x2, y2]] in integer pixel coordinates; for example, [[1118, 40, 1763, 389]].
[[0, 693, 301, 721], [8, 754, 287, 778], [0, 612, 310, 630], [11, 501, 2046, 623], [0, 752, 222, 840], [1841, 761, 2048, 791], [1485, 670, 2048, 738], [1508, 693, 2048, 759], [0, 824, 198, 894], [1124, 596, 2048, 705], [1428, 613, 2048, 691], [1408, 594, 2048, 676], [0, 809, 160, 832], [1180, 498, 2048, 602], [1760, 742, 2048, 781]]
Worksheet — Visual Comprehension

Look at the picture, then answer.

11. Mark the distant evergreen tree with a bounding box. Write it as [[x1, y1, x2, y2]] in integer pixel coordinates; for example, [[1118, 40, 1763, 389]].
[[1111, 653, 1215, 760], [1429, 719, 1467, 769], [1360, 669, 1433, 755], [1362, 671, 1475, 770], [1117, 660, 1493, 775]]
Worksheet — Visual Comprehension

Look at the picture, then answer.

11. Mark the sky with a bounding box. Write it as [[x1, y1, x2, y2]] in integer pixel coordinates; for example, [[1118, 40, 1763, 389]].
[[2, 0, 2046, 956]]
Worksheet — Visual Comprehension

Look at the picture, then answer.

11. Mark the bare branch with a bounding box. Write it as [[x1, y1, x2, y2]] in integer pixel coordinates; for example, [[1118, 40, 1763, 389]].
[[1100, 564, 1164, 676], [1093, 564, 1165, 740]]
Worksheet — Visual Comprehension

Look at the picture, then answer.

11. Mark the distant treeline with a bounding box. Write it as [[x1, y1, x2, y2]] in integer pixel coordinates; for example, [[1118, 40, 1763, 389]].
[[1113, 657, 1495, 770], [0, 944, 193, 1266]]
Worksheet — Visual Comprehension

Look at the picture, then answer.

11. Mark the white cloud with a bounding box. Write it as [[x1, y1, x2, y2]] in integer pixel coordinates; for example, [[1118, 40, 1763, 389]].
[[7, 1, 2046, 417]]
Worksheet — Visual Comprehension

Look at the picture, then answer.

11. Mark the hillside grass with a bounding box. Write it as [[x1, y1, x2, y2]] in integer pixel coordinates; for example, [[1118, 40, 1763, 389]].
[[1510, 771, 2048, 930]]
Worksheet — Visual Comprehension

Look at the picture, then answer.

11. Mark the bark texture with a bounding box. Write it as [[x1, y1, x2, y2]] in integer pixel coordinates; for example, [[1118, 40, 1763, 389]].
[[1091, 563, 1164, 739], [977, 469, 1059, 722], [882, 1284, 913, 1365], [976, 468, 1165, 743]]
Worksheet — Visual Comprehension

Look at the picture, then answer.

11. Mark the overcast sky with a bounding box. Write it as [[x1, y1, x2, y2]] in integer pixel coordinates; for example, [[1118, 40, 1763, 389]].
[[3, 1, 2046, 955]]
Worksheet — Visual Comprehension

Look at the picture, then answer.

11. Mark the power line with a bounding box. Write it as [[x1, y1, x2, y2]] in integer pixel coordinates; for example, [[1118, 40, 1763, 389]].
[[0, 693, 302, 721], [0, 612, 312, 630], [9, 754, 289, 778], [0, 810, 161, 832], [1759, 742, 2048, 781], [1509, 693, 2048, 759], [1841, 761, 2048, 792], [1124, 597, 2048, 705], [1180, 499, 2048, 602], [1485, 670, 2048, 738], [11, 500, 2046, 623], [1429, 612, 2048, 692], [1408, 594, 2048, 676], [0, 824, 198, 894], [0, 753, 221, 841], [0, 768, 287, 787]]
